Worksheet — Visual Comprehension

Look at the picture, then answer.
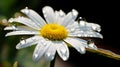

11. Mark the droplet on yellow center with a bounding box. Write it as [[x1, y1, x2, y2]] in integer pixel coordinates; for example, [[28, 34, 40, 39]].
[[40, 23, 68, 40]]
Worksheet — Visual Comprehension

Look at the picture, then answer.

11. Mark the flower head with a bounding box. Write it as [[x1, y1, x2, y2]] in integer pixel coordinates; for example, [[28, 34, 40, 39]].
[[4, 6, 103, 62]]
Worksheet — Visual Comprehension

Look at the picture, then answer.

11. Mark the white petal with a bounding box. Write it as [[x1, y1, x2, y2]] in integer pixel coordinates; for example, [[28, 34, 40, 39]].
[[21, 7, 46, 27], [16, 36, 40, 49], [32, 38, 50, 62], [68, 29, 103, 39], [54, 10, 64, 24], [79, 20, 101, 32], [64, 37, 87, 54], [45, 42, 56, 61], [89, 23, 101, 32], [4, 26, 36, 31], [5, 31, 39, 36], [58, 10, 66, 17], [71, 9, 78, 20], [56, 41, 69, 61], [8, 17, 40, 30], [61, 9, 78, 27], [42, 6, 55, 23]]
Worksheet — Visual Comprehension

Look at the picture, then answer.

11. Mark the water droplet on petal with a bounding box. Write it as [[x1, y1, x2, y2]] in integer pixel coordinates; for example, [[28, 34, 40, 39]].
[[72, 9, 78, 16], [87, 40, 97, 50], [60, 48, 68, 61], [77, 17, 86, 22], [45, 52, 54, 61], [77, 17, 87, 26], [8, 18, 14, 22], [60, 49, 67, 54], [34, 53, 38, 58], [92, 24, 101, 32], [20, 38, 26, 45], [12, 24, 17, 30], [80, 21, 86, 26], [59, 10, 65, 17], [70, 28, 75, 32], [23, 7, 29, 14]]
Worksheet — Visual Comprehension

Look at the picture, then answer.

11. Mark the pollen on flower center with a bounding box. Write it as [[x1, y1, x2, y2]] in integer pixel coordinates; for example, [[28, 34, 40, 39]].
[[40, 23, 68, 40]]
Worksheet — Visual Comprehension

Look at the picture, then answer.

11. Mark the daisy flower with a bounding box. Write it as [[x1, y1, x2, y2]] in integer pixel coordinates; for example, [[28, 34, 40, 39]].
[[4, 6, 103, 62]]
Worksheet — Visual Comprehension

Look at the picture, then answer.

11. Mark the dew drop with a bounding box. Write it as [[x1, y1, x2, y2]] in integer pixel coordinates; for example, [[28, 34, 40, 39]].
[[87, 40, 97, 50], [60, 49, 68, 61], [60, 49, 67, 54], [23, 7, 29, 14], [72, 9, 78, 16], [70, 28, 75, 32], [46, 52, 54, 61], [9, 18, 14, 22], [20, 38, 26, 45], [77, 17, 85, 22], [92, 24, 101, 32], [77, 17, 86, 26], [34, 53, 38, 58], [12, 24, 17, 30], [59, 10, 65, 17]]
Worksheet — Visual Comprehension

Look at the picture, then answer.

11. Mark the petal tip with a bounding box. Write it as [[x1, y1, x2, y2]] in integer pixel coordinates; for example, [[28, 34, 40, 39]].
[[21, 7, 30, 14]]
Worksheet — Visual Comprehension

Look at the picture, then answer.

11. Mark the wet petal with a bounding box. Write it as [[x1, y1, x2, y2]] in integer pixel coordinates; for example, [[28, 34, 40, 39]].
[[5, 30, 39, 36], [61, 9, 78, 27], [64, 37, 87, 54], [45, 42, 56, 61], [32, 38, 50, 62], [16, 36, 40, 49], [79, 20, 101, 32], [54, 10, 65, 24], [21, 7, 46, 27], [77, 31, 103, 38], [4, 26, 36, 31], [68, 28, 103, 39], [56, 41, 69, 61], [8, 17, 40, 30], [42, 6, 55, 23]]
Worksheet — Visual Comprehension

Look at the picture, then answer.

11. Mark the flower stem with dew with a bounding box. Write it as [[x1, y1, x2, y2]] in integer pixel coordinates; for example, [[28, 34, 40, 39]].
[[86, 48, 120, 60]]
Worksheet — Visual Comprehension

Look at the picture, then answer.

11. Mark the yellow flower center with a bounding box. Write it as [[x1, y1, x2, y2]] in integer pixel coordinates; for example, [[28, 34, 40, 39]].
[[40, 23, 68, 40]]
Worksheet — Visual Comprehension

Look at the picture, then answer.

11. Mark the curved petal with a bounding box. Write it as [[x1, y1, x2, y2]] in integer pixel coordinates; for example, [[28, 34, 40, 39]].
[[16, 36, 40, 49], [55, 10, 65, 24], [56, 41, 69, 61], [5, 30, 39, 36], [67, 22, 103, 39], [45, 42, 56, 61], [4, 26, 37, 31], [8, 17, 40, 30], [64, 37, 87, 54], [21, 7, 46, 27], [42, 6, 55, 23], [61, 9, 78, 27], [32, 38, 50, 62], [69, 31, 103, 39], [79, 20, 101, 32]]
